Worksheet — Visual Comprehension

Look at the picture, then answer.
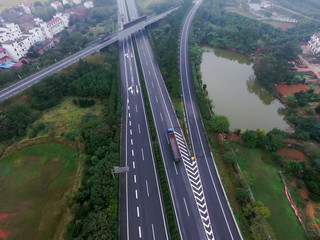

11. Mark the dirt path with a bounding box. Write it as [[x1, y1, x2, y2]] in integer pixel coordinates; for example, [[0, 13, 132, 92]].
[[297, 55, 320, 80]]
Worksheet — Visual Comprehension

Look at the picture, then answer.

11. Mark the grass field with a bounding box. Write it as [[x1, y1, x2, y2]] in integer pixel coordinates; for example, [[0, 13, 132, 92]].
[[35, 97, 102, 136], [0, 0, 47, 11], [234, 143, 306, 240], [0, 143, 78, 240]]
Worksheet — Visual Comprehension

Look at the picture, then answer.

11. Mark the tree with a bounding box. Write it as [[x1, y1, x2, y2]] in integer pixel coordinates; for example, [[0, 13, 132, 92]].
[[209, 115, 230, 132], [236, 188, 249, 202], [223, 150, 236, 163], [316, 105, 320, 114], [286, 161, 305, 175], [253, 201, 271, 219], [285, 95, 297, 108], [242, 130, 258, 147]]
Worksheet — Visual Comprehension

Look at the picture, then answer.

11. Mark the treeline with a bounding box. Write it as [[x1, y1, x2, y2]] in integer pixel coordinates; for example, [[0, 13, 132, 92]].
[[193, 0, 320, 53], [274, 0, 320, 19]]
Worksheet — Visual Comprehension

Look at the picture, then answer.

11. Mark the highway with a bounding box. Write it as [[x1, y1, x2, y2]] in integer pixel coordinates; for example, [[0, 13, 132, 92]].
[[0, 9, 177, 102], [179, 1, 243, 239], [127, 0, 216, 238], [118, 0, 169, 239]]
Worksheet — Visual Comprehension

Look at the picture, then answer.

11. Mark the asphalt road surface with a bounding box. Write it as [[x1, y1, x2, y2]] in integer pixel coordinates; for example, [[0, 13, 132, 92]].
[[179, 1, 243, 239], [118, 0, 169, 239]]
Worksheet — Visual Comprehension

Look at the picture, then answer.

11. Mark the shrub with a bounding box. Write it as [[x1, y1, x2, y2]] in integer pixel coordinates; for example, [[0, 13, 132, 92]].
[[209, 115, 230, 132], [235, 188, 249, 202], [223, 150, 236, 163], [314, 213, 320, 218]]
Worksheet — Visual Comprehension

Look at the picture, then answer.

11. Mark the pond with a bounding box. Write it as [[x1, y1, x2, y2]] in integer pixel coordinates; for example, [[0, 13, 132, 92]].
[[200, 46, 290, 131]]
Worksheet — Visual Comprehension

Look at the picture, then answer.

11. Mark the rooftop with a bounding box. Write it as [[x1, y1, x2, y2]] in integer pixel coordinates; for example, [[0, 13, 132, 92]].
[[51, 1, 62, 5], [0, 56, 10, 61], [315, 33, 320, 38], [0, 47, 6, 53], [47, 17, 61, 25]]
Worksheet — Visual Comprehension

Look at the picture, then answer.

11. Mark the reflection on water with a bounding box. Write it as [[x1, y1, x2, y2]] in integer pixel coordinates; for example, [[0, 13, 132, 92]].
[[200, 45, 289, 131]]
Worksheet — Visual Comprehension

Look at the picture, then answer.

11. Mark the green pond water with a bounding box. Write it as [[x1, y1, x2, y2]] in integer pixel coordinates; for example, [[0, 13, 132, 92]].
[[201, 46, 290, 131]]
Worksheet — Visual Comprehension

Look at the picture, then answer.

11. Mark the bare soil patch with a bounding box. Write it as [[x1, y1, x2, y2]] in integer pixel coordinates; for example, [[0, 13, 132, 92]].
[[277, 147, 306, 161]]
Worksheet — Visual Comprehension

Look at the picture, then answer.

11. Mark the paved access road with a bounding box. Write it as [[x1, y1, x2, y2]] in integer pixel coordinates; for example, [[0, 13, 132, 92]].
[[179, 1, 243, 239], [118, 0, 169, 239]]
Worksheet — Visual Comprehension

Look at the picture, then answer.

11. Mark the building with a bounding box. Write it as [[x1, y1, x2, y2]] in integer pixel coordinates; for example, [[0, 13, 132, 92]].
[[73, 0, 82, 5], [84, 1, 94, 8], [261, 1, 272, 9], [0, 47, 11, 64], [2, 35, 33, 61], [54, 12, 70, 28], [62, 0, 70, 5], [46, 17, 64, 36], [0, 23, 22, 43], [308, 33, 320, 56], [28, 27, 46, 43], [18, 2, 33, 14], [50, 1, 62, 10]]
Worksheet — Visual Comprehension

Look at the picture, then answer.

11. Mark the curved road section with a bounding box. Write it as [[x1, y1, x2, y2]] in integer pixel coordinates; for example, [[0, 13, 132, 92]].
[[179, 1, 243, 240]]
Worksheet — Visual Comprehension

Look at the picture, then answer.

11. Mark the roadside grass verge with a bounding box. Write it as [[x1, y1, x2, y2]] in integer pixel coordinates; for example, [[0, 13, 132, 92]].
[[0, 143, 78, 240], [233, 142, 306, 240]]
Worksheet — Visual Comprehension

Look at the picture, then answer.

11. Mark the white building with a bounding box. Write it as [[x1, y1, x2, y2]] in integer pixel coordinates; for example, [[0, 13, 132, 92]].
[[261, 1, 272, 9], [73, 0, 82, 5], [62, 0, 70, 5], [54, 12, 70, 28], [18, 2, 32, 14], [84, 1, 94, 8], [2, 35, 33, 61], [0, 23, 22, 43], [40, 21, 53, 39], [28, 27, 46, 43], [308, 33, 320, 56], [0, 47, 11, 64], [47, 17, 65, 36], [51, 1, 62, 10]]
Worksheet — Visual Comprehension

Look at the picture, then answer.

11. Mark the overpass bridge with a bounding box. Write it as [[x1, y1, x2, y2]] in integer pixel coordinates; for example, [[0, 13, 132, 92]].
[[0, 7, 178, 101]]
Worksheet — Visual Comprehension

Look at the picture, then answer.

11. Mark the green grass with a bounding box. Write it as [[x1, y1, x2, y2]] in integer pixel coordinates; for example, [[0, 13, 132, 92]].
[[0, 143, 78, 240], [0, 0, 47, 11], [35, 97, 102, 135], [234, 143, 306, 240]]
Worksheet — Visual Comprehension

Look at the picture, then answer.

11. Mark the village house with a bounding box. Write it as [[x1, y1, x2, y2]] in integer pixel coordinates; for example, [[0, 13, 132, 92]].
[[18, 2, 33, 15], [50, 1, 62, 10], [0, 47, 12, 64], [308, 33, 320, 56]]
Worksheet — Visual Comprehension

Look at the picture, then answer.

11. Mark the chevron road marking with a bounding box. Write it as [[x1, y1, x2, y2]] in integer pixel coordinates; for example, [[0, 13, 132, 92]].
[[174, 131, 214, 239]]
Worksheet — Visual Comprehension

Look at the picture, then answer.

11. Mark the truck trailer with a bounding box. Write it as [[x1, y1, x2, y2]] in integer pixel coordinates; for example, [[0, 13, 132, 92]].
[[167, 128, 181, 162]]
